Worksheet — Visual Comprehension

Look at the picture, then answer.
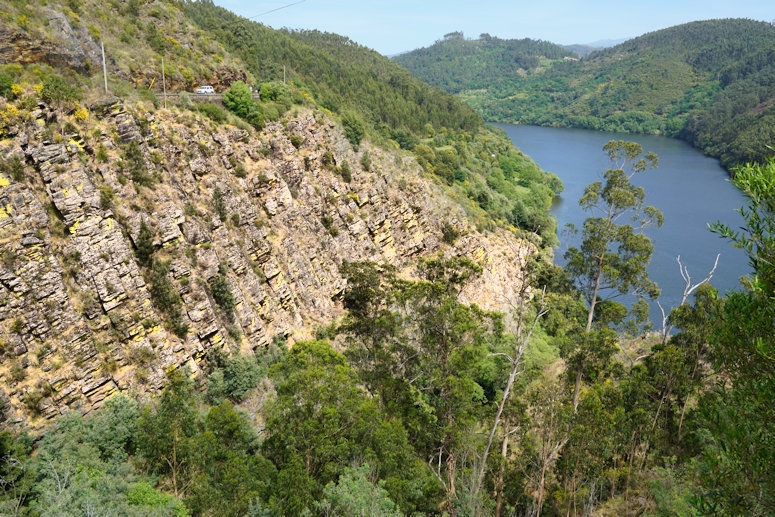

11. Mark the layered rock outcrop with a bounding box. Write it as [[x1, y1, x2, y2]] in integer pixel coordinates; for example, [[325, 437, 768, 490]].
[[0, 98, 533, 426]]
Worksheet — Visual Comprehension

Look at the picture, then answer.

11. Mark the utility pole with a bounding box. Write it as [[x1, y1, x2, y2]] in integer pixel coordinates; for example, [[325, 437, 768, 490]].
[[101, 41, 108, 94], [162, 56, 167, 109]]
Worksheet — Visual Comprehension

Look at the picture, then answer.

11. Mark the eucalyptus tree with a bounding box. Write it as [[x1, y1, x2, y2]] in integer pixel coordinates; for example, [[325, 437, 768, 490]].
[[338, 257, 505, 513], [563, 140, 663, 409], [699, 158, 775, 514]]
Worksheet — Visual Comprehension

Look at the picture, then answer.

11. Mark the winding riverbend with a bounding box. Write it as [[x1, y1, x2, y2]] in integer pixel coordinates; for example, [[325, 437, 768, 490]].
[[498, 124, 750, 323]]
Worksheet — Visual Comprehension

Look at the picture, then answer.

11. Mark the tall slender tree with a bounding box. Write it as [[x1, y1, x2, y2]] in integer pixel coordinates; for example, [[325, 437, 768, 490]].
[[564, 140, 663, 409]]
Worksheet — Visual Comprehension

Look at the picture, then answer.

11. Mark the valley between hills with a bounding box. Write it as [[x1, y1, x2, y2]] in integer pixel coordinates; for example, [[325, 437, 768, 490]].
[[0, 1, 773, 515]]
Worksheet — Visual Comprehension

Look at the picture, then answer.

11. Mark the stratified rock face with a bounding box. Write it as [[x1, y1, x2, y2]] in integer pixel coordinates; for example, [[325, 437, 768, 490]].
[[0, 99, 533, 426]]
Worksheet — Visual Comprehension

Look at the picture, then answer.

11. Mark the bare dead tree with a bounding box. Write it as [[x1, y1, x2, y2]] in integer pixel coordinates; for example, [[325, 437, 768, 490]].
[[657, 254, 719, 344], [470, 242, 548, 514]]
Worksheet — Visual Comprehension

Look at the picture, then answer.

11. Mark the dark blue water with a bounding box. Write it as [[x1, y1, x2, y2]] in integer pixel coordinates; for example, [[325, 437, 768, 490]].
[[497, 124, 750, 325]]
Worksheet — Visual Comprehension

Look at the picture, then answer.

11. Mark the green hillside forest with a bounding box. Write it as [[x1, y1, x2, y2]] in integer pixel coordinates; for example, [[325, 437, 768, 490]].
[[0, 0, 774, 515], [395, 19, 775, 168]]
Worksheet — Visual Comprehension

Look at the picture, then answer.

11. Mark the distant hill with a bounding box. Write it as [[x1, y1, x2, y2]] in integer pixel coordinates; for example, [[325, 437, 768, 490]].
[[561, 39, 624, 57], [393, 33, 577, 94], [395, 19, 775, 168], [562, 44, 600, 58]]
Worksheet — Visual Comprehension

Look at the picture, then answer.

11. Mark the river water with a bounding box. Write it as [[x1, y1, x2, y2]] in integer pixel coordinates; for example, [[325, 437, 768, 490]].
[[497, 124, 750, 324]]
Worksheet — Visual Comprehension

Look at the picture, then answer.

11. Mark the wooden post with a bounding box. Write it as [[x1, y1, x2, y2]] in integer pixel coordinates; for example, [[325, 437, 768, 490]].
[[162, 57, 167, 109], [101, 41, 108, 94]]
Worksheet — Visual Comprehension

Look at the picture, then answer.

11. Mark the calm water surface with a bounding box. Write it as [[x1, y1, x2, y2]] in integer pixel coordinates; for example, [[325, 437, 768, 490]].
[[497, 124, 750, 323]]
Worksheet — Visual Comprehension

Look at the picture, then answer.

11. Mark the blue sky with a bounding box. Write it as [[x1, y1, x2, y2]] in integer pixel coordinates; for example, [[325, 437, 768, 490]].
[[213, 1, 773, 56]]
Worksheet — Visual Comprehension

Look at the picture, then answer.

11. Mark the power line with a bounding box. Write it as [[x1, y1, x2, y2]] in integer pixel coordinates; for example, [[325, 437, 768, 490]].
[[247, 0, 306, 20]]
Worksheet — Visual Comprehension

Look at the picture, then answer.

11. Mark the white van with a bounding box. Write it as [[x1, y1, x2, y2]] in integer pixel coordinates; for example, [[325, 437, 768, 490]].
[[195, 85, 215, 94]]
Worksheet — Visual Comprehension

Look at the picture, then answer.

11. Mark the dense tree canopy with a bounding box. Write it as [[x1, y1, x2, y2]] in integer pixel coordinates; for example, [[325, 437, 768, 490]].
[[394, 34, 576, 94]]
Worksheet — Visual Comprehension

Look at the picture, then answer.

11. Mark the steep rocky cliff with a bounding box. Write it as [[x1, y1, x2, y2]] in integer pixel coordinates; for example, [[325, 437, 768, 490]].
[[0, 95, 534, 426]]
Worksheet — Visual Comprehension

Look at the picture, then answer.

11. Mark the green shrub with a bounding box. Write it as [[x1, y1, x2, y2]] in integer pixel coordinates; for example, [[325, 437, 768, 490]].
[[340, 161, 352, 182], [262, 103, 279, 122], [212, 187, 227, 221], [206, 351, 267, 404], [0, 155, 24, 182], [177, 91, 192, 109], [360, 150, 372, 172], [148, 259, 188, 337], [41, 75, 82, 105], [259, 81, 289, 102], [196, 102, 227, 123], [127, 481, 190, 515], [99, 184, 115, 209], [233, 163, 247, 178], [223, 81, 264, 128], [0, 72, 13, 99], [96, 144, 109, 163], [223, 82, 254, 117], [122, 141, 154, 187], [145, 23, 166, 53], [341, 110, 365, 150], [128, 345, 156, 365], [322, 150, 335, 169], [222, 354, 260, 401], [209, 263, 235, 322], [441, 221, 460, 244], [9, 361, 26, 383], [21, 390, 43, 413], [134, 219, 154, 268], [321, 215, 339, 236], [10, 318, 23, 334]]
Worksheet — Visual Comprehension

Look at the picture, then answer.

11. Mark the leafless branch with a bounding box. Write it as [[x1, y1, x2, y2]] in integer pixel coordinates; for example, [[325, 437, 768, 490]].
[[473, 286, 548, 499], [660, 254, 719, 343]]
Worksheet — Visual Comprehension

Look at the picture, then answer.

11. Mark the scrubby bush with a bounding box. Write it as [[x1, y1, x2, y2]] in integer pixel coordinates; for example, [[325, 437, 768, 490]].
[[122, 141, 155, 187], [322, 150, 335, 169], [177, 91, 192, 109], [212, 187, 227, 221], [223, 81, 264, 128], [209, 263, 235, 322], [196, 102, 227, 123], [360, 150, 372, 172], [40, 75, 82, 105], [340, 160, 352, 182], [0, 155, 24, 182], [341, 110, 365, 150], [0, 72, 13, 99]]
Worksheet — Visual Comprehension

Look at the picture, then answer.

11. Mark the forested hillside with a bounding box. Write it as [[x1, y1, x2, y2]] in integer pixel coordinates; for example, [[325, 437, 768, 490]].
[[392, 32, 576, 94], [396, 19, 775, 168], [181, 3, 483, 137], [1, 1, 774, 516], [179, 1, 562, 241]]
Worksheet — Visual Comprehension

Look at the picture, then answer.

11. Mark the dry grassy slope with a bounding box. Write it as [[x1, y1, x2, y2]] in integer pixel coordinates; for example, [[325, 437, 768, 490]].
[[0, 95, 534, 427], [0, 0, 248, 93]]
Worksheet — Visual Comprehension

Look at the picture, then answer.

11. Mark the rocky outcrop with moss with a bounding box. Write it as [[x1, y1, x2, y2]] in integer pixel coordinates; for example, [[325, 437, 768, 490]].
[[0, 93, 535, 426]]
